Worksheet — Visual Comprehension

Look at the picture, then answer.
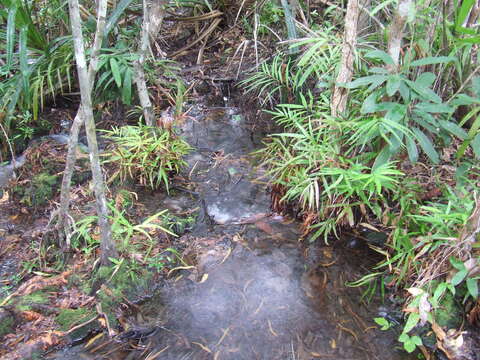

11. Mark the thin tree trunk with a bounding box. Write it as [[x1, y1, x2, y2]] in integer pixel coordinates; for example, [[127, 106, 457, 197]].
[[148, 0, 166, 39], [55, 0, 108, 245], [134, 0, 155, 126], [68, 0, 117, 264], [331, 0, 359, 117], [387, 0, 413, 73]]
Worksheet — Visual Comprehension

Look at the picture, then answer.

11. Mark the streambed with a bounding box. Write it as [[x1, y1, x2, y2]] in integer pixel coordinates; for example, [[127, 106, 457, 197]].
[[50, 99, 413, 360]]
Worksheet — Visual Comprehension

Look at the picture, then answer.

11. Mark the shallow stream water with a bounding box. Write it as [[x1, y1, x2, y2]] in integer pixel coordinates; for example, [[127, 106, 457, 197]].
[[51, 99, 414, 360]]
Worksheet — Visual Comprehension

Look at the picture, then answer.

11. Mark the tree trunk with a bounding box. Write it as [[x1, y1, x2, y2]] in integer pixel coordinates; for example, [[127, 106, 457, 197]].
[[68, 0, 117, 264], [55, 0, 108, 245], [331, 0, 359, 117], [387, 0, 413, 73], [134, 0, 155, 126], [148, 0, 166, 40]]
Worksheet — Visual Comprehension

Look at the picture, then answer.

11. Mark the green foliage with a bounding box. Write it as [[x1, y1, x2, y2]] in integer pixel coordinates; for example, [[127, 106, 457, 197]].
[[374, 317, 394, 330], [103, 124, 191, 191], [0, 0, 74, 150], [56, 308, 96, 332], [95, 44, 137, 105], [72, 206, 176, 254], [240, 28, 341, 106], [245, 1, 480, 356], [14, 172, 58, 207], [344, 50, 472, 166], [257, 90, 403, 242], [257, 2, 284, 35]]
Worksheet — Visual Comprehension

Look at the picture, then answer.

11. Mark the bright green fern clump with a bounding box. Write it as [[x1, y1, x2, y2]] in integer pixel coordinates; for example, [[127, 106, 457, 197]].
[[103, 124, 191, 191]]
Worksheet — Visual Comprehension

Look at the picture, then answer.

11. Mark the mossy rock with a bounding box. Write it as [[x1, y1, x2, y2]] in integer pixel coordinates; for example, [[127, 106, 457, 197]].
[[56, 308, 97, 339], [0, 311, 15, 338], [15, 290, 50, 311], [92, 263, 152, 328]]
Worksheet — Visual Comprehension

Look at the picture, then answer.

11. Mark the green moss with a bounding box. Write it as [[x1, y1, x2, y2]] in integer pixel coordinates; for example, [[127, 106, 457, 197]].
[[435, 291, 462, 329], [92, 263, 152, 329], [15, 291, 49, 311], [0, 315, 14, 338], [56, 308, 96, 333]]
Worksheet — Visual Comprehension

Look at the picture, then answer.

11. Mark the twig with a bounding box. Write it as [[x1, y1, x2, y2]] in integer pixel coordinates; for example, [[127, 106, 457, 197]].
[[96, 302, 115, 337], [447, 65, 480, 103], [170, 18, 222, 58], [65, 314, 99, 335]]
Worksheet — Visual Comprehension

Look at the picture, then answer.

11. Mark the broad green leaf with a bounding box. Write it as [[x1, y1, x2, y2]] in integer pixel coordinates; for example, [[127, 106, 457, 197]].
[[451, 94, 480, 106], [439, 120, 467, 139], [384, 103, 407, 122], [374, 317, 391, 330], [344, 75, 387, 89], [372, 146, 394, 171], [403, 313, 420, 333], [406, 136, 418, 163], [365, 49, 395, 65], [399, 81, 410, 102], [110, 58, 122, 88], [6, 4, 17, 70], [450, 257, 466, 270], [451, 268, 468, 286], [412, 128, 439, 164], [122, 68, 132, 105], [361, 91, 380, 114], [19, 26, 30, 103], [386, 75, 402, 96], [406, 79, 442, 103], [410, 56, 456, 67], [472, 76, 480, 97], [104, 0, 135, 37], [432, 282, 448, 305], [466, 278, 478, 298], [412, 335, 423, 346], [416, 72, 436, 88], [415, 102, 453, 114], [471, 133, 480, 159]]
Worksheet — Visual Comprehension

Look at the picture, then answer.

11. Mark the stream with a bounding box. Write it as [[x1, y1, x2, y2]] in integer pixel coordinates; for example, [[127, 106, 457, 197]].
[[49, 95, 413, 360]]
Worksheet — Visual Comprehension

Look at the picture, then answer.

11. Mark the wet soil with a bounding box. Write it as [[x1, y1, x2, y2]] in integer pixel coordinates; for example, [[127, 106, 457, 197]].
[[51, 97, 414, 360]]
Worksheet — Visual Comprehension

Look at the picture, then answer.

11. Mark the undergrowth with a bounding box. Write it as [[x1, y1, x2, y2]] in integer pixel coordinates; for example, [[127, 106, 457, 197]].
[[243, 12, 480, 355]]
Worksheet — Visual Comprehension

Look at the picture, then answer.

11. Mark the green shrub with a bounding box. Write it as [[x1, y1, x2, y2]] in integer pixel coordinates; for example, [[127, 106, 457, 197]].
[[103, 124, 191, 191]]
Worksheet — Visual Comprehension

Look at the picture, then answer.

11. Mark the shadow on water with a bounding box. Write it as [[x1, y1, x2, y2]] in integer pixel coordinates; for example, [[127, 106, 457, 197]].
[[51, 100, 414, 360]]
